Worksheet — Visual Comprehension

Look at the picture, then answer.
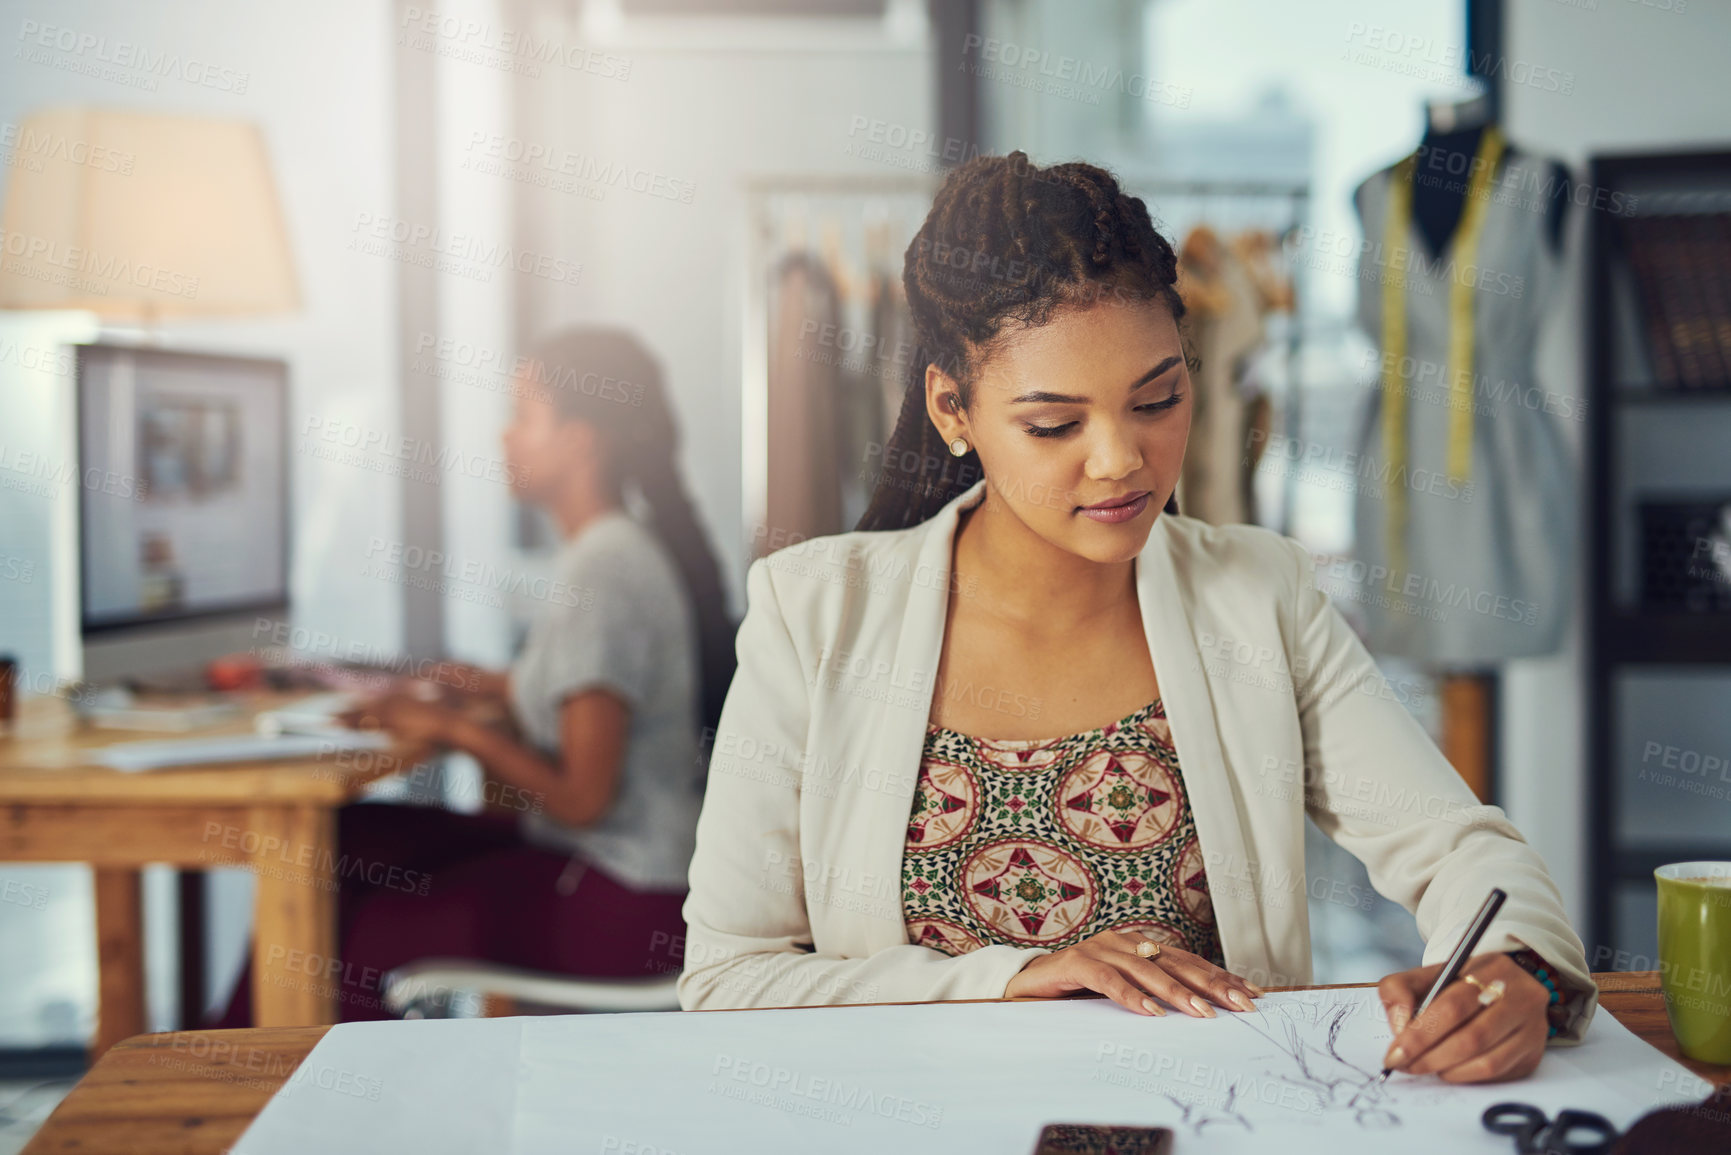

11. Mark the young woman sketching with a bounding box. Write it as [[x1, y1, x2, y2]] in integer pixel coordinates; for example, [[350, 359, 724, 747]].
[[679, 153, 1593, 1085]]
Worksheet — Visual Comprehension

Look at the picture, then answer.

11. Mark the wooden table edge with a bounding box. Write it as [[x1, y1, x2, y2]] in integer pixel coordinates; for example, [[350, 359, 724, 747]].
[[22, 971, 1728, 1155]]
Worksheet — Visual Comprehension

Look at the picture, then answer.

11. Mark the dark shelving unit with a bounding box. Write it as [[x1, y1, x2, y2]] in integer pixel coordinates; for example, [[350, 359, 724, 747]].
[[1585, 148, 1731, 964]]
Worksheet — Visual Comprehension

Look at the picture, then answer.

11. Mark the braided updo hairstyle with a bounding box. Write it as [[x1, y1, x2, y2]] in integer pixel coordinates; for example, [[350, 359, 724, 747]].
[[855, 150, 1187, 533]]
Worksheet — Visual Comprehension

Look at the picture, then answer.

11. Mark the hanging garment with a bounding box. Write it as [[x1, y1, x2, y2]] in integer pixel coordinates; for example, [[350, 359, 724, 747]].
[[867, 272, 914, 444], [764, 253, 844, 549], [1227, 229, 1291, 526], [829, 280, 891, 532], [1351, 127, 1574, 662], [1175, 226, 1273, 526]]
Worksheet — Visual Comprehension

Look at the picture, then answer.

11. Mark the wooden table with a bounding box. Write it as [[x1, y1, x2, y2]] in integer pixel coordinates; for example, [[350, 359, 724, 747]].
[[0, 693, 425, 1056], [20, 971, 1729, 1155]]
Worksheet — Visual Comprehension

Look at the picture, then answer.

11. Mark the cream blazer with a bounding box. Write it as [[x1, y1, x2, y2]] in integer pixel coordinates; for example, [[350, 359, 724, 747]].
[[679, 480, 1596, 1040]]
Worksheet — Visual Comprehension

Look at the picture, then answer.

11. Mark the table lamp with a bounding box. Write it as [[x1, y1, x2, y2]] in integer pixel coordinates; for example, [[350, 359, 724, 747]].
[[0, 105, 300, 325]]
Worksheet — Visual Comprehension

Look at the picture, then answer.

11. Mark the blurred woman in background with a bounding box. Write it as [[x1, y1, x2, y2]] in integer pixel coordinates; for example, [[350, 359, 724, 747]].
[[216, 326, 733, 1024]]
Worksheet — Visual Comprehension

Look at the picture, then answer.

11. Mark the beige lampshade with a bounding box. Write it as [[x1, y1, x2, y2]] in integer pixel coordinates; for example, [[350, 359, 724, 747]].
[[0, 106, 299, 321]]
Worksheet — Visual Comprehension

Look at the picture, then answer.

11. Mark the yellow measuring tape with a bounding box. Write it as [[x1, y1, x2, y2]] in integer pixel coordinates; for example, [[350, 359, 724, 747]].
[[1380, 124, 1505, 576]]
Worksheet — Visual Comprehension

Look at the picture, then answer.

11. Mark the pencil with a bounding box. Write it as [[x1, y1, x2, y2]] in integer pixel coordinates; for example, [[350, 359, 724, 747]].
[[1376, 887, 1508, 1083]]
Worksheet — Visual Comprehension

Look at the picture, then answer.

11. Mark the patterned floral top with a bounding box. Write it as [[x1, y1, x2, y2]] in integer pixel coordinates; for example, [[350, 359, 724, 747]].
[[901, 699, 1224, 963]]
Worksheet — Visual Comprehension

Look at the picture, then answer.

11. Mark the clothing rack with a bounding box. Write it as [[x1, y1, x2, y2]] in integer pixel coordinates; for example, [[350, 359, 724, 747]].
[[1131, 177, 1312, 535], [741, 173, 1314, 546], [743, 175, 936, 552]]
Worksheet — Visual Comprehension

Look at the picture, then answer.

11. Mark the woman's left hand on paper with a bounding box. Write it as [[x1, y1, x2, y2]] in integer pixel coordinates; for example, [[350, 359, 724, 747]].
[[1377, 951, 1550, 1083]]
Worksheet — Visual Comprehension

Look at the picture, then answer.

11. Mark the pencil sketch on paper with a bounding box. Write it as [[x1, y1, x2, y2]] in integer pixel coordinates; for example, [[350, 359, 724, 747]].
[[1234, 997, 1402, 1128], [1160, 1082, 1253, 1137]]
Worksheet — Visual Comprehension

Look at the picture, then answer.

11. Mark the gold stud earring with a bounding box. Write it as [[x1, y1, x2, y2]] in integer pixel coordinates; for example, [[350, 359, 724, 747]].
[[949, 437, 969, 457]]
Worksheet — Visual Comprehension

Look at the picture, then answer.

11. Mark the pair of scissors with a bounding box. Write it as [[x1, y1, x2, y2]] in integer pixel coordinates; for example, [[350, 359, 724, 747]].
[[1481, 1102, 1619, 1154]]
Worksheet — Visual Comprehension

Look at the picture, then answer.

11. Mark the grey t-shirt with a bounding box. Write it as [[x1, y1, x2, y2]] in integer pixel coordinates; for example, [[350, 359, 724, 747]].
[[508, 510, 702, 891]]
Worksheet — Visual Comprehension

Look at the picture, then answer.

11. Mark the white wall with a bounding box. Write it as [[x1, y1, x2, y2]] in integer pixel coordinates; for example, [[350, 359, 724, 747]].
[[432, 0, 517, 668], [1499, 0, 1731, 936], [506, 0, 934, 601]]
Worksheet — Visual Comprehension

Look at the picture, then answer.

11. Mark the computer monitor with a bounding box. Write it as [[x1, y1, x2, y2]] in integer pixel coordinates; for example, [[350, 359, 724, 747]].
[[77, 343, 289, 683]]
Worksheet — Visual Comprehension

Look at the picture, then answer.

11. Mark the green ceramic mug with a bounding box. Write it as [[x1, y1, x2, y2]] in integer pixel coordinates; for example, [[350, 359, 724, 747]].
[[1654, 861, 1731, 1065]]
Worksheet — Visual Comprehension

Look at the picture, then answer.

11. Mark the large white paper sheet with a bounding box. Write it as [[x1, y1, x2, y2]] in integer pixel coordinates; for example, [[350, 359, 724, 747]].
[[233, 1016, 523, 1155], [234, 988, 1715, 1155]]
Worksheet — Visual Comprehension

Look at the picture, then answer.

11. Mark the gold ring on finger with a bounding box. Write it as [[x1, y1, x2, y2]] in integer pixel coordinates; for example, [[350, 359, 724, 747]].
[[1135, 940, 1161, 960], [1462, 973, 1486, 993], [1474, 978, 1506, 1007]]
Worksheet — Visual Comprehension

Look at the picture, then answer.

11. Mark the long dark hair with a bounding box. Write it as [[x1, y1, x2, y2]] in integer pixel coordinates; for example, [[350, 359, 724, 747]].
[[519, 326, 736, 738], [856, 150, 1187, 533]]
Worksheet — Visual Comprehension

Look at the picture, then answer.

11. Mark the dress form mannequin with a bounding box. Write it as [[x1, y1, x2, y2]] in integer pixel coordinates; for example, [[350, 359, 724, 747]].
[[1349, 94, 1576, 800], [1411, 94, 1569, 260]]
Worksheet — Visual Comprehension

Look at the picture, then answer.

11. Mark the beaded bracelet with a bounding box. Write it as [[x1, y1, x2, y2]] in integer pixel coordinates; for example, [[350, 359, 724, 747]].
[[1506, 948, 1576, 1039]]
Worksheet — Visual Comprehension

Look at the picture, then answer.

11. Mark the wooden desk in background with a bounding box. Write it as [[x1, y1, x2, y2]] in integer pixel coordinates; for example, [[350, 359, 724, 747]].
[[19, 971, 1730, 1155], [0, 694, 426, 1057]]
